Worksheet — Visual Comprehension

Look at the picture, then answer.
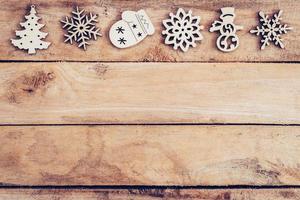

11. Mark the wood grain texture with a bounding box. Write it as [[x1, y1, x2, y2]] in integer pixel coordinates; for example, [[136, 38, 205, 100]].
[[0, 125, 300, 186], [1, 62, 300, 124], [0, 0, 299, 61], [0, 189, 300, 200]]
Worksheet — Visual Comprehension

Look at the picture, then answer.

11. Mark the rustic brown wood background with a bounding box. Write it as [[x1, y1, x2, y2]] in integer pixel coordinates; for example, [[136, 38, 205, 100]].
[[0, 0, 300, 199]]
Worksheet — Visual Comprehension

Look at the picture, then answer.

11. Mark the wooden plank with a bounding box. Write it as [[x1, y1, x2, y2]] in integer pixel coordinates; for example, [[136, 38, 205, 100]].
[[0, 125, 300, 186], [0, 0, 299, 62], [0, 189, 300, 200], [1, 62, 300, 124]]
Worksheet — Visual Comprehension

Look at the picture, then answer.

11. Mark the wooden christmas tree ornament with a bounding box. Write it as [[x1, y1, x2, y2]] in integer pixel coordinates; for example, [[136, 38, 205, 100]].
[[11, 5, 51, 54]]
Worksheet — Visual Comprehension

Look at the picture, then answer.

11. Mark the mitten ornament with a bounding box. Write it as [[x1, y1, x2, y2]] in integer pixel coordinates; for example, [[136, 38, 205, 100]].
[[109, 10, 155, 49], [210, 7, 243, 52], [11, 5, 51, 54]]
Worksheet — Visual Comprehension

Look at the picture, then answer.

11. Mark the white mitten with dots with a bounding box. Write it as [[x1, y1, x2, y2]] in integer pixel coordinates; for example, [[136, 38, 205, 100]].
[[109, 10, 155, 48]]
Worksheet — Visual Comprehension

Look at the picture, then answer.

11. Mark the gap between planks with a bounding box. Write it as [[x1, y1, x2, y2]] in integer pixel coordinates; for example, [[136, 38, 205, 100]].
[[2, 123, 300, 126], [1, 185, 300, 189], [1, 60, 300, 63]]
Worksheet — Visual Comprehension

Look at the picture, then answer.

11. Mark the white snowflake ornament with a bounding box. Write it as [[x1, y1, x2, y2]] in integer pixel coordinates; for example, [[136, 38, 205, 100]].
[[61, 7, 102, 50], [162, 8, 204, 52], [250, 10, 293, 50], [11, 5, 51, 54]]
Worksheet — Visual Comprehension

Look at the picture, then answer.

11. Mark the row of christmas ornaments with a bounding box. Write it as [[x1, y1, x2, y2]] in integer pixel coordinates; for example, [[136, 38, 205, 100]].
[[12, 5, 293, 54]]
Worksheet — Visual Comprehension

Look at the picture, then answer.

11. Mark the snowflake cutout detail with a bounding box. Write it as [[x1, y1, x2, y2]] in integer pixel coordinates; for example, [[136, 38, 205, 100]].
[[118, 37, 127, 45], [162, 8, 203, 52], [116, 27, 125, 34], [250, 10, 293, 50], [61, 7, 102, 50]]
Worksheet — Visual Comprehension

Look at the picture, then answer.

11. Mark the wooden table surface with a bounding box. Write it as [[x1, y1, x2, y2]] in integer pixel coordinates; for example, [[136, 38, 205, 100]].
[[0, 0, 300, 199]]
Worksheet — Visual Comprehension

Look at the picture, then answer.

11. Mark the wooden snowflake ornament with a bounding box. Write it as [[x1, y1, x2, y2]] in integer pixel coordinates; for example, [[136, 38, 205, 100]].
[[61, 7, 102, 50], [162, 8, 204, 52], [109, 10, 155, 48], [250, 10, 293, 50], [11, 5, 51, 54], [210, 7, 243, 52]]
